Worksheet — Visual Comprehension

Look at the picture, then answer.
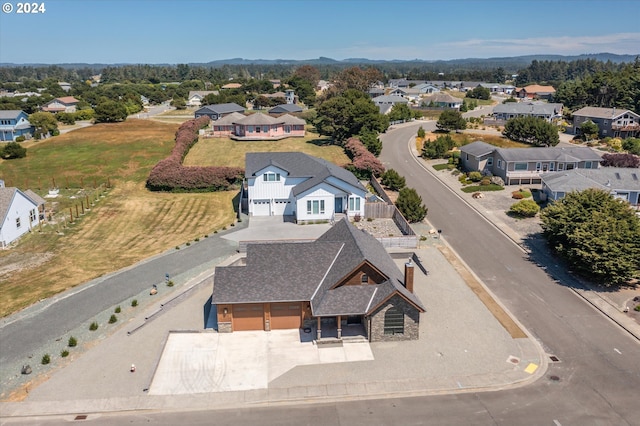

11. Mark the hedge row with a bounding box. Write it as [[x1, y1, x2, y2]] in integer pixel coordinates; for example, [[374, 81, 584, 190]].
[[344, 137, 385, 178], [146, 116, 244, 191]]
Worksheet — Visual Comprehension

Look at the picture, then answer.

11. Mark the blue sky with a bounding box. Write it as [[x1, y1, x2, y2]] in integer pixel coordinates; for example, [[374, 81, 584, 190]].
[[1, 0, 639, 64]]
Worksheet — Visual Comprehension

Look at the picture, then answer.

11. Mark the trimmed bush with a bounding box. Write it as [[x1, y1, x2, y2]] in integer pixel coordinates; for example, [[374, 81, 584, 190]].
[[114, 306, 121, 314], [41, 354, 51, 365], [68, 336, 77, 347], [131, 299, 138, 307], [108, 314, 118, 324], [147, 117, 244, 192], [512, 192, 524, 199], [89, 321, 98, 331], [61, 350, 69, 358], [167, 280, 174, 287], [344, 137, 385, 179], [509, 199, 540, 217], [468, 171, 483, 182], [480, 177, 491, 186], [461, 184, 504, 193]]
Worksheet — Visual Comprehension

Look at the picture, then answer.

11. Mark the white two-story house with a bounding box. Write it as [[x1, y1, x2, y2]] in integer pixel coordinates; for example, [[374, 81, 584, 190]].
[[1, 186, 43, 248], [245, 152, 366, 223]]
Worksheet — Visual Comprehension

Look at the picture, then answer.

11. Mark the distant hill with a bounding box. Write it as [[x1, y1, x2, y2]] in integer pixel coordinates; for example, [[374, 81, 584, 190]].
[[1, 53, 637, 69]]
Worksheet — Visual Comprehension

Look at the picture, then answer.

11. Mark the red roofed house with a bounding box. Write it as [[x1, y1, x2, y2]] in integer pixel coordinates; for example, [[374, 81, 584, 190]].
[[209, 112, 306, 141], [515, 85, 556, 100], [41, 96, 79, 113]]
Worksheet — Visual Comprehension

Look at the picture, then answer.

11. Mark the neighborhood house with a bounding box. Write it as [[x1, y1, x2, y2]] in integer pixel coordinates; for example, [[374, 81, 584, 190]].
[[460, 141, 602, 185], [0, 110, 33, 141], [212, 219, 425, 341], [492, 102, 563, 123], [0, 185, 45, 248], [41, 96, 79, 113], [245, 152, 366, 222], [194, 103, 245, 120], [209, 112, 305, 140], [571, 107, 640, 139]]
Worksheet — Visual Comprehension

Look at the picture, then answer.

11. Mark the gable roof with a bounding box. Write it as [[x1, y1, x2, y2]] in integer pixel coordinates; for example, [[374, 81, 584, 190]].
[[236, 112, 279, 126], [54, 96, 79, 104], [213, 112, 247, 125], [0, 110, 26, 120], [519, 85, 556, 94], [212, 220, 425, 316], [23, 189, 45, 207], [496, 146, 602, 163], [187, 90, 218, 99], [571, 107, 639, 120], [423, 93, 462, 104], [460, 141, 496, 157], [0, 187, 38, 226], [493, 102, 563, 116], [268, 104, 303, 114], [196, 103, 245, 115], [372, 95, 408, 104], [245, 152, 364, 196], [542, 167, 640, 193]]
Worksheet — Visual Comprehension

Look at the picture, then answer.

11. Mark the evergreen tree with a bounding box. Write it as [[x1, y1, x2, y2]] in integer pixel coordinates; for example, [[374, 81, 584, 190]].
[[396, 187, 427, 223]]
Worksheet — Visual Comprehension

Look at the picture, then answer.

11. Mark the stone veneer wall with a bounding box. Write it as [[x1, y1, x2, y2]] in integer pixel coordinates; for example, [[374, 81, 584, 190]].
[[369, 294, 420, 342], [218, 322, 232, 333]]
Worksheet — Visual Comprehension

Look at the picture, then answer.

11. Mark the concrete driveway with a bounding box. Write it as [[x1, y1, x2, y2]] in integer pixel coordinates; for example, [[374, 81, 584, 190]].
[[148, 330, 373, 395], [222, 216, 331, 243]]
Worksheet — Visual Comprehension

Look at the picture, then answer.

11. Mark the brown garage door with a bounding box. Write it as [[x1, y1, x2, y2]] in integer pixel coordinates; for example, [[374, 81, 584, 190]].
[[233, 304, 264, 331], [271, 303, 302, 330]]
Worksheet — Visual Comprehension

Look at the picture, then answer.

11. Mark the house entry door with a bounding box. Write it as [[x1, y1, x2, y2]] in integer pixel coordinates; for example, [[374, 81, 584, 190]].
[[334, 197, 343, 213]]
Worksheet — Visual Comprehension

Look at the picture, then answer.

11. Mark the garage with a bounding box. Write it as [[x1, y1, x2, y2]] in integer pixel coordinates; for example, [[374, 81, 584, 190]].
[[272, 199, 291, 216], [252, 200, 270, 216], [271, 302, 302, 329], [232, 304, 264, 331]]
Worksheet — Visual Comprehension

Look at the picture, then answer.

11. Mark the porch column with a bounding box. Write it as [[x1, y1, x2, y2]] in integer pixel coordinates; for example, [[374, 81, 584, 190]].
[[337, 315, 342, 339], [317, 317, 322, 340]]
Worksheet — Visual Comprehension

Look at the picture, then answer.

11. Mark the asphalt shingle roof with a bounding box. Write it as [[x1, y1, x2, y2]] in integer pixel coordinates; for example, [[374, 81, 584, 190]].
[[213, 219, 425, 316], [572, 107, 639, 120], [268, 104, 303, 114], [459, 141, 496, 157], [496, 146, 602, 163], [493, 102, 562, 116], [197, 103, 245, 115], [0, 110, 24, 119], [542, 167, 640, 193]]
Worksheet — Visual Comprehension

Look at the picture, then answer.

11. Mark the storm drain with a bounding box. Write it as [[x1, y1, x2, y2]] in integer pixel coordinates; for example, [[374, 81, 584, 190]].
[[74, 415, 88, 420], [549, 355, 561, 363]]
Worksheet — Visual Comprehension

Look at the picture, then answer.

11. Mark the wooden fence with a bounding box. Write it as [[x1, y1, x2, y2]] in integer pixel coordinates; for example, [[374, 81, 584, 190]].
[[364, 202, 395, 219]]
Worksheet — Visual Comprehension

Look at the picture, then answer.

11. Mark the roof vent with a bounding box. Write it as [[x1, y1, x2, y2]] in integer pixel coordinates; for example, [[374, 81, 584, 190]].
[[615, 172, 621, 180], [632, 173, 638, 181]]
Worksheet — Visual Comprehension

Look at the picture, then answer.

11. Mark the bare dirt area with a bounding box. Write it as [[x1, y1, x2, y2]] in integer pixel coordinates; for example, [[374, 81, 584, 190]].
[[352, 218, 403, 237]]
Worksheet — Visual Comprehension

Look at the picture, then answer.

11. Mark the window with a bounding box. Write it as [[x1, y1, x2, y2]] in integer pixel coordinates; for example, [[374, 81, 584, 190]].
[[535, 162, 541, 172], [514, 163, 528, 171], [361, 274, 368, 284], [349, 197, 361, 211], [383, 308, 404, 335], [284, 125, 291, 133], [486, 157, 493, 166], [584, 161, 593, 169], [566, 163, 575, 170], [30, 209, 36, 223], [549, 163, 555, 171], [263, 172, 280, 182], [558, 163, 564, 171], [248, 125, 254, 133], [263, 126, 269, 133], [256, 126, 261, 133], [16, 217, 21, 228], [497, 159, 502, 169], [306, 200, 325, 215]]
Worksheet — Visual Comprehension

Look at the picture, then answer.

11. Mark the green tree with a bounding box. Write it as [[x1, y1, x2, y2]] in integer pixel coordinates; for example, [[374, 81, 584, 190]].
[[466, 86, 491, 100], [29, 111, 58, 138], [293, 65, 321, 87], [286, 76, 316, 105], [0, 141, 27, 159], [421, 134, 456, 159], [315, 89, 388, 142], [417, 126, 426, 139], [94, 100, 128, 123], [540, 189, 640, 286], [381, 169, 406, 191], [396, 187, 428, 223], [436, 110, 466, 132], [358, 129, 382, 156], [509, 199, 540, 217], [387, 103, 415, 122], [503, 116, 559, 146], [622, 137, 640, 155], [171, 97, 187, 110], [580, 120, 599, 141]]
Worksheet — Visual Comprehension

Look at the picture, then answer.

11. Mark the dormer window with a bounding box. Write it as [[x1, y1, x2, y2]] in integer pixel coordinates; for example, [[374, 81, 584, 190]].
[[263, 172, 281, 182], [361, 274, 368, 284]]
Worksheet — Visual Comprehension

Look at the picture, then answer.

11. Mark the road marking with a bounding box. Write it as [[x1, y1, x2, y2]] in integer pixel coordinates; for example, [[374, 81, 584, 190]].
[[614, 348, 622, 354], [524, 363, 538, 374], [553, 420, 562, 426]]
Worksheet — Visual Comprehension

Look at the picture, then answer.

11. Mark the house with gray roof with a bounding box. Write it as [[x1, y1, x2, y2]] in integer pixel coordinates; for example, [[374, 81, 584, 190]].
[[571, 107, 640, 139], [372, 95, 409, 114], [492, 102, 563, 123], [0, 110, 33, 141], [421, 93, 463, 109], [209, 112, 305, 140], [268, 104, 303, 115], [460, 141, 602, 185], [186, 90, 219, 108], [0, 186, 43, 248], [194, 103, 245, 120], [541, 167, 640, 205], [245, 152, 366, 221], [213, 219, 425, 341]]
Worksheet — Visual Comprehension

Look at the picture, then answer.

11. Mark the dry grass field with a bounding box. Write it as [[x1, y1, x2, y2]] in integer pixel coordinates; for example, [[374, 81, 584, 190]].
[[0, 119, 349, 317], [417, 130, 529, 152]]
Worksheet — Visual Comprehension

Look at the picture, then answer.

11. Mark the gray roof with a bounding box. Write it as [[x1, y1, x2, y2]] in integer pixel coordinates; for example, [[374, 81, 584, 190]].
[[0, 110, 25, 120], [213, 112, 246, 125], [372, 95, 408, 104], [188, 90, 218, 99], [542, 167, 640, 193], [24, 189, 45, 206], [212, 220, 425, 316], [497, 146, 602, 163], [196, 103, 244, 115], [423, 93, 462, 104], [279, 114, 305, 125], [493, 102, 563, 116], [236, 112, 278, 126], [0, 187, 38, 227], [572, 107, 639, 120], [460, 141, 496, 157], [268, 104, 303, 114], [245, 152, 365, 196]]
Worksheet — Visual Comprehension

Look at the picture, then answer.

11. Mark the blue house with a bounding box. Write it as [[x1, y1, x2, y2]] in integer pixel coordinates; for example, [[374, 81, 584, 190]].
[[0, 110, 33, 142]]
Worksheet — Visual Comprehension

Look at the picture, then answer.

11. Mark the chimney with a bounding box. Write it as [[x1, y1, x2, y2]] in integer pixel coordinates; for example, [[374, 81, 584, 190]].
[[404, 260, 414, 293]]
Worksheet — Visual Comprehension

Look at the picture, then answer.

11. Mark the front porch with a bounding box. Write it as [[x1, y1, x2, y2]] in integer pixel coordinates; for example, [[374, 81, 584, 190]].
[[312, 316, 368, 342]]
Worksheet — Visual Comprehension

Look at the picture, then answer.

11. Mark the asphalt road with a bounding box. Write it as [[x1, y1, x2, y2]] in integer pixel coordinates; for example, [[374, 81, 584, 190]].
[[0, 222, 245, 371]]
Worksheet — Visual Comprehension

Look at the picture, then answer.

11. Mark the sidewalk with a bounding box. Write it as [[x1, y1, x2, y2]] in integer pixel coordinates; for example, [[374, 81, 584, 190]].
[[409, 140, 640, 342]]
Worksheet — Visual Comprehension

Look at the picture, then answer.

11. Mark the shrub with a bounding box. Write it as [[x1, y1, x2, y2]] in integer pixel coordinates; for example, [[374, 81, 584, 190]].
[[509, 199, 540, 217], [108, 314, 118, 324], [68, 336, 77, 347], [131, 299, 138, 307], [480, 177, 491, 186], [61, 350, 69, 358], [167, 280, 174, 287], [353, 214, 362, 222], [194, 237, 200, 242], [461, 184, 504, 193], [175, 246, 180, 250], [396, 187, 428, 223], [15, 135, 26, 142], [344, 137, 385, 178], [381, 169, 406, 191], [600, 153, 640, 168], [635, 305, 640, 312], [89, 321, 98, 331], [512, 192, 524, 199], [186, 242, 191, 246], [41, 354, 51, 365], [0, 141, 27, 159], [468, 171, 483, 182]]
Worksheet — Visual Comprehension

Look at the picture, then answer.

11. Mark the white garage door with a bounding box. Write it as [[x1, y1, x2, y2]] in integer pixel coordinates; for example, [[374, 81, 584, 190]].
[[252, 200, 270, 216], [273, 199, 291, 216]]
